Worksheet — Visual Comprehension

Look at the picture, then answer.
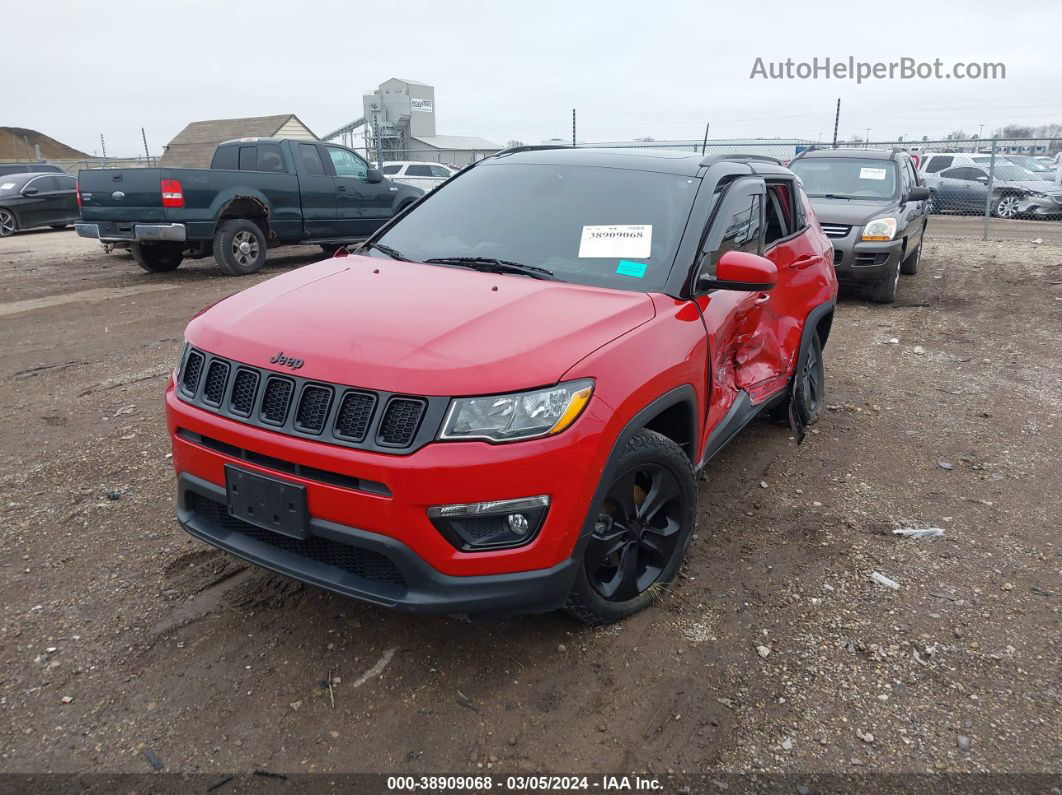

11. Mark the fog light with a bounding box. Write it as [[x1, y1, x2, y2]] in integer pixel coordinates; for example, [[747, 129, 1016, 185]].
[[427, 496, 549, 551]]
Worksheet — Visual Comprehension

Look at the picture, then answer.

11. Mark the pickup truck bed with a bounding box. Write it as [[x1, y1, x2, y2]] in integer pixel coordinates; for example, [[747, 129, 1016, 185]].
[[76, 137, 423, 275]]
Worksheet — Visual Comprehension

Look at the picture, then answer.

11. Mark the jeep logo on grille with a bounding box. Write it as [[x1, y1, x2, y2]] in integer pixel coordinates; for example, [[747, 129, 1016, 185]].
[[269, 352, 304, 370]]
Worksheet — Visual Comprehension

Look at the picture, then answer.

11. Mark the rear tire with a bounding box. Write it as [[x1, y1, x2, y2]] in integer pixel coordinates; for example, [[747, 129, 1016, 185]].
[[869, 260, 900, 303], [213, 218, 267, 276], [130, 242, 184, 273], [564, 430, 697, 626], [900, 240, 921, 275]]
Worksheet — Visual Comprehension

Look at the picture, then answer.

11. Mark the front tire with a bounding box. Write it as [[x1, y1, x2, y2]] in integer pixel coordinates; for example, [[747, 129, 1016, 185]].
[[869, 260, 900, 303], [130, 242, 184, 273], [213, 218, 267, 276], [993, 194, 1021, 219], [769, 331, 825, 426], [0, 208, 16, 237], [564, 430, 697, 626], [900, 240, 921, 275]]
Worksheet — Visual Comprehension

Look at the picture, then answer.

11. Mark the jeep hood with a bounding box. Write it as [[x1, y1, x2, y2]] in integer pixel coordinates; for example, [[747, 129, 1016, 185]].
[[807, 197, 897, 227], [186, 255, 656, 395]]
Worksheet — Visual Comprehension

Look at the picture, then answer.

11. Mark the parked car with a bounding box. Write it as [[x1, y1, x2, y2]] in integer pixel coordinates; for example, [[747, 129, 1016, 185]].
[[0, 163, 65, 177], [789, 148, 929, 303], [75, 138, 423, 275], [167, 147, 837, 624], [918, 152, 999, 175], [0, 172, 80, 237], [380, 161, 456, 192], [1003, 154, 1057, 181], [922, 163, 1062, 218]]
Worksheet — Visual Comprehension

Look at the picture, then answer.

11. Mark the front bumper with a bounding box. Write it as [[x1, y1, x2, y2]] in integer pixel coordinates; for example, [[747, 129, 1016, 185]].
[[829, 232, 904, 281], [177, 473, 579, 614], [167, 381, 610, 614], [75, 222, 187, 243]]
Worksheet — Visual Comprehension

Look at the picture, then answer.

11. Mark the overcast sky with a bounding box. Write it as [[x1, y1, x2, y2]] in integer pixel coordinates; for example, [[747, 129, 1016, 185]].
[[8, 0, 1061, 156]]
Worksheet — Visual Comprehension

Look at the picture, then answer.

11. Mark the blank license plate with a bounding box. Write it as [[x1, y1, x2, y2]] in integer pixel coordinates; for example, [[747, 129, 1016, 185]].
[[224, 465, 308, 540]]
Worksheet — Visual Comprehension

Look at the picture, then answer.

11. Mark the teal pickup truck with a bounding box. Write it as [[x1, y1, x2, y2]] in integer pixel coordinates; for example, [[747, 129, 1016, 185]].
[[76, 138, 424, 275]]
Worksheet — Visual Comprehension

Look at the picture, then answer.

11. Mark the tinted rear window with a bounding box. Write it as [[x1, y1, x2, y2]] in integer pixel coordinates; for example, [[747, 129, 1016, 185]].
[[211, 146, 238, 170], [381, 165, 402, 175]]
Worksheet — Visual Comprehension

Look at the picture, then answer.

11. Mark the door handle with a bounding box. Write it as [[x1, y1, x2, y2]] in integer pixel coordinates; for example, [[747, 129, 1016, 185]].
[[791, 255, 823, 270], [754, 292, 771, 304], [337, 185, 347, 192]]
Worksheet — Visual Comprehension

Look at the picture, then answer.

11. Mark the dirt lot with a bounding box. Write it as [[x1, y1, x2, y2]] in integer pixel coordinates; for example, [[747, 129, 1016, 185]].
[[0, 224, 1059, 781]]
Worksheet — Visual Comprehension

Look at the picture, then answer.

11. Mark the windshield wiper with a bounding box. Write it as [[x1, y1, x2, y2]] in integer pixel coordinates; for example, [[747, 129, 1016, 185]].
[[423, 256, 556, 280], [814, 193, 855, 200], [362, 241, 407, 260]]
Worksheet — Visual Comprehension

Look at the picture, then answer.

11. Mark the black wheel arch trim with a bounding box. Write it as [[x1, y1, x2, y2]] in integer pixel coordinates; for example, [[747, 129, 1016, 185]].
[[573, 385, 697, 551]]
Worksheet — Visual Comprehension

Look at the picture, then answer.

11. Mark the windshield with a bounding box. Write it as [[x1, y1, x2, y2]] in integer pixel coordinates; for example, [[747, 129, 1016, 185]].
[[991, 165, 1037, 181], [789, 158, 898, 200], [369, 162, 699, 292]]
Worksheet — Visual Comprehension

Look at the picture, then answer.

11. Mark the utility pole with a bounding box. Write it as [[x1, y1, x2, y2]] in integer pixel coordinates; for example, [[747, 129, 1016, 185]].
[[100, 134, 107, 158], [141, 127, 150, 161], [700, 122, 710, 155], [831, 99, 841, 148], [982, 138, 997, 242], [865, 127, 870, 147], [572, 108, 577, 147]]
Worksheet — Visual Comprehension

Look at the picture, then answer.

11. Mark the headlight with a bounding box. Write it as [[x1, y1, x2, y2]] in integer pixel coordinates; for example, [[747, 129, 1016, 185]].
[[440, 379, 594, 442], [861, 217, 898, 241], [1028, 191, 1047, 198]]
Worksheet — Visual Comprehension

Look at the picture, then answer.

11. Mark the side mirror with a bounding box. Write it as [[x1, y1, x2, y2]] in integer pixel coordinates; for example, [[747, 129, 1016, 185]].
[[366, 168, 384, 183], [697, 251, 777, 292], [976, 176, 989, 184], [907, 186, 930, 202], [22, 187, 38, 196]]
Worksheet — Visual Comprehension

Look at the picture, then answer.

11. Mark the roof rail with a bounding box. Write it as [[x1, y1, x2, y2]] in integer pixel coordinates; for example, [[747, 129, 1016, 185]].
[[699, 153, 783, 168], [489, 144, 574, 159]]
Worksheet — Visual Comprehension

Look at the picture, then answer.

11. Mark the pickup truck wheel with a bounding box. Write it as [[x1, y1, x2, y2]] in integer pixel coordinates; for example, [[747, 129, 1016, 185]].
[[869, 260, 900, 303], [130, 242, 184, 273], [900, 240, 921, 275], [0, 208, 16, 237], [564, 430, 696, 626], [214, 219, 267, 276]]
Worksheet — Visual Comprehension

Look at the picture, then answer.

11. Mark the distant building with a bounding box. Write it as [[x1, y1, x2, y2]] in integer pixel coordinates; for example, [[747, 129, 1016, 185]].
[[161, 114, 316, 168]]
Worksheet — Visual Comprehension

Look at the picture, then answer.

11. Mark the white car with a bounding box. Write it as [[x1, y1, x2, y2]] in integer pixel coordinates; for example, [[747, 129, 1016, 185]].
[[380, 161, 456, 192]]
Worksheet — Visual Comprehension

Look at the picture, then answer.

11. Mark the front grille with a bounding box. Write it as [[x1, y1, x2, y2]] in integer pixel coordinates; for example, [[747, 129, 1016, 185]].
[[334, 391, 376, 441], [260, 377, 294, 425], [202, 360, 230, 407], [294, 385, 333, 434], [181, 350, 205, 395], [229, 368, 259, 416], [185, 492, 405, 588], [821, 224, 851, 238], [378, 398, 426, 447], [175, 347, 441, 453]]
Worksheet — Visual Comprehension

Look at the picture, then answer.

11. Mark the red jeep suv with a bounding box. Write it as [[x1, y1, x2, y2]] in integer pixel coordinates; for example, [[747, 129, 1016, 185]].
[[167, 147, 837, 624]]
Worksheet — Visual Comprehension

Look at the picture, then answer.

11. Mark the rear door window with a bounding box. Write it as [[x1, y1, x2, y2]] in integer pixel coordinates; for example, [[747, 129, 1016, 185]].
[[256, 143, 285, 173], [406, 164, 433, 177], [297, 144, 325, 176], [55, 175, 77, 191], [381, 165, 402, 175]]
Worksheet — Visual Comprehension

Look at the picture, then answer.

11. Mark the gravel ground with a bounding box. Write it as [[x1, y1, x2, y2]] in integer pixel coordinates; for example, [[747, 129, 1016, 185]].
[[0, 227, 1059, 782]]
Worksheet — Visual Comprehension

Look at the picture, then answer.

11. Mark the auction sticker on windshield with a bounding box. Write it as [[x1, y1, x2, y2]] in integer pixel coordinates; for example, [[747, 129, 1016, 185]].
[[579, 225, 652, 258], [859, 167, 888, 180]]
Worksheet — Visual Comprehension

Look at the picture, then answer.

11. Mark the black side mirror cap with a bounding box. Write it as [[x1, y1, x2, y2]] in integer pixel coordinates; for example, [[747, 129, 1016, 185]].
[[696, 273, 776, 293], [366, 168, 384, 183], [907, 186, 930, 202], [22, 188, 39, 196]]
